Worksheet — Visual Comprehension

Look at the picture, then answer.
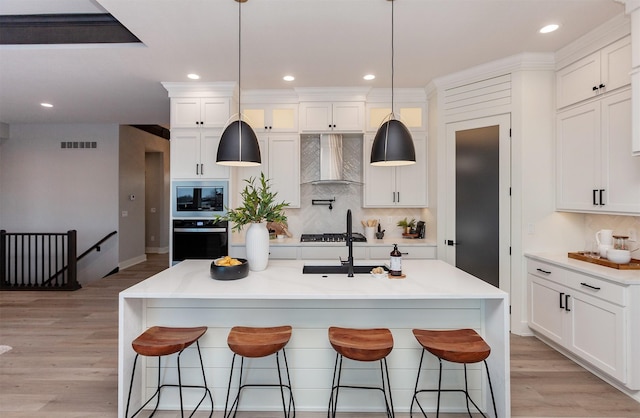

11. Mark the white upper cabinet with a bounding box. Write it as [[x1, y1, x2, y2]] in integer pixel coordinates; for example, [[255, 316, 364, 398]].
[[233, 134, 300, 209], [170, 129, 230, 179], [242, 104, 298, 133], [170, 97, 232, 128], [556, 36, 631, 109], [366, 103, 426, 132], [299, 102, 365, 132], [556, 88, 640, 214], [363, 134, 428, 208]]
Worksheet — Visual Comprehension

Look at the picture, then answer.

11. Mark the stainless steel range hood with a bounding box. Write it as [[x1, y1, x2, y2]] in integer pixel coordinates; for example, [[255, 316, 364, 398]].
[[311, 134, 358, 185]]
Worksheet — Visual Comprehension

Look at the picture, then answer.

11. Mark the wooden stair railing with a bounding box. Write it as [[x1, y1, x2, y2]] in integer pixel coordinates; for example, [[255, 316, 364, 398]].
[[0, 230, 117, 290]]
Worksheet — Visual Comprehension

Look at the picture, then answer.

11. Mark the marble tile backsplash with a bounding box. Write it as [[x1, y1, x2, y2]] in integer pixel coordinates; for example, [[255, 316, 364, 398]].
[[283, 134, 428, 240], [584, 214, 640, 246]]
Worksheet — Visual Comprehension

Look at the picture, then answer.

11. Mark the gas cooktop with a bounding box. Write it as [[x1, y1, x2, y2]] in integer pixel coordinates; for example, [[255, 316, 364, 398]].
[[300, 233, 367, 243]]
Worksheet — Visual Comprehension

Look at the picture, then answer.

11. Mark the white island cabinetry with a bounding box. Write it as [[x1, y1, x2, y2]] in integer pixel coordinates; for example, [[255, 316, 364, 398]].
[[119, 259, 509, 417], [526, 253, 640, 396]]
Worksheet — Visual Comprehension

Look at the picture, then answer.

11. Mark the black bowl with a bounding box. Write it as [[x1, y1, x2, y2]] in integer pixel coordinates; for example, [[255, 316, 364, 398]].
[[210, 258, 249, 280]]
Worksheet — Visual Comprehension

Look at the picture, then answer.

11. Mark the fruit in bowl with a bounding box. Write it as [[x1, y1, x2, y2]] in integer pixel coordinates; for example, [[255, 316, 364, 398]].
[[370, 266, 388, 279], [210, 256, 249, 280]]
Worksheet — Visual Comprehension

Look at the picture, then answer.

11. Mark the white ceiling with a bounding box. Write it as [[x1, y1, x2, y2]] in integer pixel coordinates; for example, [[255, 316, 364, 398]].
[[0, 0, 627, 126]]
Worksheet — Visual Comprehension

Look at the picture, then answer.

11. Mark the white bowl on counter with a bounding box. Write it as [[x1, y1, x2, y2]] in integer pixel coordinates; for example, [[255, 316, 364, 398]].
[[607, 249, 631, 264]]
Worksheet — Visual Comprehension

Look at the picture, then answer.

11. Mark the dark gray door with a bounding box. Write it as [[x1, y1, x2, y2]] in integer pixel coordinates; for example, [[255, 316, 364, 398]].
[[455, 126, 500, 287]]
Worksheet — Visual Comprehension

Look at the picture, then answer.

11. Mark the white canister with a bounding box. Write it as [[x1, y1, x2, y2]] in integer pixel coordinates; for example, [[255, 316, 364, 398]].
[[364, 226, 376, 242]]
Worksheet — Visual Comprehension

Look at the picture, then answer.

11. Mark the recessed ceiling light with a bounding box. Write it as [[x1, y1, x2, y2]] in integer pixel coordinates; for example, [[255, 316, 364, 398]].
[[40, 103, 53, 108], [363, 74, 376, 81], [539, 24, 559, 34], [187, 73, 200, 80], [283, 75, 295, 82]]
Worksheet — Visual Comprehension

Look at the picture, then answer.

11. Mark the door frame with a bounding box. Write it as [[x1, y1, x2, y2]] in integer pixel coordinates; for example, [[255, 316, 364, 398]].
[[444, 114, 511, 295]]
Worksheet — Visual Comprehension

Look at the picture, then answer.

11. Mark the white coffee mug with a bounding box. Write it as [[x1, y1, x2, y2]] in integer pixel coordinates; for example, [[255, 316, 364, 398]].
[[595, 229, 613, 246]]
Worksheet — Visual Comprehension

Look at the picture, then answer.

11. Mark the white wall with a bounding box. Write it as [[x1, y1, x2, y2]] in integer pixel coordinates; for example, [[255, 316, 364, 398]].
[[0, 124, 119, 284], [118, 126, 170, 268]]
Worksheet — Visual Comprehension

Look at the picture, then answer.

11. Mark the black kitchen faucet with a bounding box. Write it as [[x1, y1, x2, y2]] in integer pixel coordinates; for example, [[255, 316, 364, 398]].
[[345, 209, 354, 277]]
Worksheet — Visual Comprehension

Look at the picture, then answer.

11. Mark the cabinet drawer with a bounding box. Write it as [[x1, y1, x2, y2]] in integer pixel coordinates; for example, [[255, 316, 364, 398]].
[[300, 246, 366, 260], [527, 259, 564, 279], [563, 270, 626, 307], [269, 246, 298, 260], [369, 245, 435, 260]]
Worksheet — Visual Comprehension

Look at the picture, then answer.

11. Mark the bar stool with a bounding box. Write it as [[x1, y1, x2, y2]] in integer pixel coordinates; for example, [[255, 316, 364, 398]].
[[327, 326, 395, 418], [125, 326, 213, 418], [410, 328, 497, 418], [224, 325, 294, 418]]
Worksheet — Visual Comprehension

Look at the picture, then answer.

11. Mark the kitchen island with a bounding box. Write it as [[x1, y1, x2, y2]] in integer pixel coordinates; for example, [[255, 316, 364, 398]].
[[119, 259, 509, 417]]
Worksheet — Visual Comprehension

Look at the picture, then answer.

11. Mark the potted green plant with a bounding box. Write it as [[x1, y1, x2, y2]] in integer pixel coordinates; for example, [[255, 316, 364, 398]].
[[397, 217, 416, 234], [217, 172, 289, 271]]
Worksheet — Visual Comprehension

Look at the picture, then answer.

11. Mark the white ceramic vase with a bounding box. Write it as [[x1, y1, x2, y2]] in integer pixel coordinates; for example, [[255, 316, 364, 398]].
[[245, 221, 269, 271]]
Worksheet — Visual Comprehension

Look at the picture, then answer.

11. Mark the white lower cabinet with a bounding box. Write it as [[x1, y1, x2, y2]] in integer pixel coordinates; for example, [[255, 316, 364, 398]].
[[527, 258, 630, 385]]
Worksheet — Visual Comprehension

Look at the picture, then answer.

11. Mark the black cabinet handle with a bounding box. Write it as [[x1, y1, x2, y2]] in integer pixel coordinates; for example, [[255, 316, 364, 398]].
[[536, 268, 551, 274], [196, 164, 199, 175], [593, 189, 598, 205], [559, 292, 565, 309], [446, 240, 457, 246], [200, 163, 203, 175], [599, 189, 605, 206], [581, 282, 601, 291], [397, 192, 400, 202], [565, 294, 571, 312], [593, 86, 599, 91], [599, 83, 605, 89]]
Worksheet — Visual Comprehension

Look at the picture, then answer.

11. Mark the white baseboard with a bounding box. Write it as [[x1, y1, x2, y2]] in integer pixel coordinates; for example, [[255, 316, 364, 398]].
[[119, 254, 147, 270], [145, 246, 169, 254]]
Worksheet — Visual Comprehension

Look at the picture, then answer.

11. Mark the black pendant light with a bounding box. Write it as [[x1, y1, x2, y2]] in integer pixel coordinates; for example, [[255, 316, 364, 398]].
[[370, 0, 415, 167], [217, 0, 261, 167]]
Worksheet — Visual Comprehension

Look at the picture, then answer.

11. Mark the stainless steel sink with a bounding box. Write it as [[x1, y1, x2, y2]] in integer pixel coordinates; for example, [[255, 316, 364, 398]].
[[302, 265, 388, 275]]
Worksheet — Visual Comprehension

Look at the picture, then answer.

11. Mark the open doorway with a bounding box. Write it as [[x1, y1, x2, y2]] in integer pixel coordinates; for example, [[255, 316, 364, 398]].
[[145, 152, 166, 254]]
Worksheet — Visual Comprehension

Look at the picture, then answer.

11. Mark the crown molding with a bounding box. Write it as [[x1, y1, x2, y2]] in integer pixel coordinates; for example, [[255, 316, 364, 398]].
[[429, 52, 555, 92], [161, 82, 237, 98], [555, 13, 630, 69]]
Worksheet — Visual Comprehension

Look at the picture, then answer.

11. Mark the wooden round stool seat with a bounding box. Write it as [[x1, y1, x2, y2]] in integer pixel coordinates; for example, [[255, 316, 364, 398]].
[[227, 325, 292, 358], [410, 328, 496, 418], [412, 328, 491, 364], [328, 326, 394, 362], [132, 326, 207, 357], [327, 326, 395, 417], [224, 325, 295, 418], [126, 326, 212, 418]]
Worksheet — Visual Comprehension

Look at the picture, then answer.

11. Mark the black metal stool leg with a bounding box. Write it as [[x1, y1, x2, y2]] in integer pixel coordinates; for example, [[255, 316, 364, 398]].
[[328, 352, 343, 418], [436, 357, 443, 418], [281, 348, 295, 417], [410, 349, 428, 418], [484, 360, 498, 418], [381, 357, 395, 418]]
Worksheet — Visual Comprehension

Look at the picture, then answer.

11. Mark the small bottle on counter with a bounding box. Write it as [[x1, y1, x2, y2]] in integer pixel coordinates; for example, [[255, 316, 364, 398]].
[[390, 244, 402, 276]]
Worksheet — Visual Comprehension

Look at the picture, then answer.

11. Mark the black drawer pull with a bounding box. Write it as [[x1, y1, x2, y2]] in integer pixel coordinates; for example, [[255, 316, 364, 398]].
[[536, 268, 551, 274], [559, 292, 565, 309], [580, 282, 601, 291], [565, 294, 571, 312]]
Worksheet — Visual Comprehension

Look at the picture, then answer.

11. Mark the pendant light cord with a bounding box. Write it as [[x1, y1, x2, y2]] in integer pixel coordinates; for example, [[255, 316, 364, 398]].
[[391, 0, 395, 117], [238, 0, 242, 117]]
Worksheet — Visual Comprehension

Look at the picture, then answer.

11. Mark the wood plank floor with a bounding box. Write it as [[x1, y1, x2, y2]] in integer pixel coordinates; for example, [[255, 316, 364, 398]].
[[2, 253, 640, 417]]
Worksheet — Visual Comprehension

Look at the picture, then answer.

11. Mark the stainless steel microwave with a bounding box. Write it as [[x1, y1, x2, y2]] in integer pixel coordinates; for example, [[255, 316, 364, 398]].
[[172, 180, 228, 218]]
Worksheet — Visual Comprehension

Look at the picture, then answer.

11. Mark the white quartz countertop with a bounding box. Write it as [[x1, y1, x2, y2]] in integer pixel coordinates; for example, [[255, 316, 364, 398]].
[[525, 252, 640, 285], [120, 259, 507, 300]]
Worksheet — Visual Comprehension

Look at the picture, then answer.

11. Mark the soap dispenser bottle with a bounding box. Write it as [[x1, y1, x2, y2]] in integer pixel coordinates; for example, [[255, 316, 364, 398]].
[[390, 244, 402, 276]]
